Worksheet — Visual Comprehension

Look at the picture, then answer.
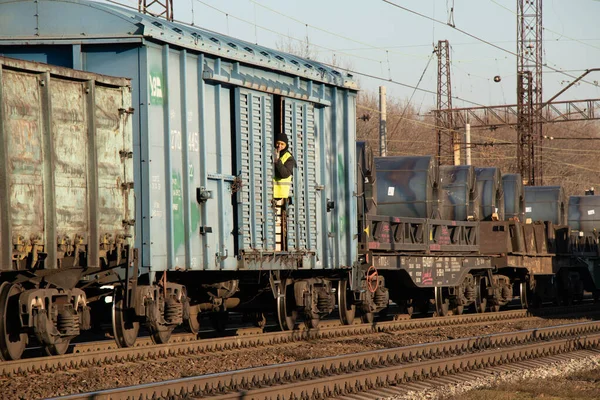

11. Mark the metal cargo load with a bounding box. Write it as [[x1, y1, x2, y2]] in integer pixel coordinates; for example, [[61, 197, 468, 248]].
[[0, 56, 134, 277], [502, 174, 525, 222], [568, 195, 600, 234], [475, 167, 505, 221], [374, 156, 439, 219], [524, 186, 566, 225], [356, 141, 377, 217], [438, 165, 478, 221]]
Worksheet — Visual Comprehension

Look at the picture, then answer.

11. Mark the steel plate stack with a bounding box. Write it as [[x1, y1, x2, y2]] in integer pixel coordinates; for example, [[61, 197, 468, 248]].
[[568, 195, 600, 233], [502, 174, 525, 222], [475, 167, 505, 221], [356, 141, 377, 216], [438, 165, 479, 221], [524, 186, 567, 225], [374, 156, 439, 218]]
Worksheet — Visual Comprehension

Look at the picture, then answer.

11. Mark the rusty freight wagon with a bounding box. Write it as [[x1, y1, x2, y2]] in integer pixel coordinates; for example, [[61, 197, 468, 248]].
[[0, 0, 359, 344], [0, 56, 134, 359]]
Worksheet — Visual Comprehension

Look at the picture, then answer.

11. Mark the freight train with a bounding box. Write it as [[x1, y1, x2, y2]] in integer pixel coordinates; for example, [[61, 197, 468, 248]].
[[0, 0, 599, 361]]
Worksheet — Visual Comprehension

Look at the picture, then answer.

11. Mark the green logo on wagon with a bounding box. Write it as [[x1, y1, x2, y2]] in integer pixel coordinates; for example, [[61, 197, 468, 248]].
[[149, 71, 164, 105]]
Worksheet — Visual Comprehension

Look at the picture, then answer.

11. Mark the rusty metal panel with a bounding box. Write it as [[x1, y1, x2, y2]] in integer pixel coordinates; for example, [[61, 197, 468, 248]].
[[532, 222, 548, 254], [507, 255, 553, 274], [479, 222, 512, 254], [50, 79, 89, 239], [0, 56, 132, 272], [3, 69, 45, 271], [95, 85, 134, 237]]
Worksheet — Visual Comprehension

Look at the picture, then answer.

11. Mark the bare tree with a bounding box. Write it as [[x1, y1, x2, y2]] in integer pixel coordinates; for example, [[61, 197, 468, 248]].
[[275, 34, 317, 60]]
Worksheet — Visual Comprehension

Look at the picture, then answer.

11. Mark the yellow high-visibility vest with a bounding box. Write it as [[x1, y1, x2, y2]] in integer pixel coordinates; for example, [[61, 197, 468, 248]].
[[274, 152, 293, 198]]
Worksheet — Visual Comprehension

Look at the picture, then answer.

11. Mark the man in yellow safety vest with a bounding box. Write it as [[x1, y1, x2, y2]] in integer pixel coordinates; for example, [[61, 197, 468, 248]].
[[273, 132, 297, 199]]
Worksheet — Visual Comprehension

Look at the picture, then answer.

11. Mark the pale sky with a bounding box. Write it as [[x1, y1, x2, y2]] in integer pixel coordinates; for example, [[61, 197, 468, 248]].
[[114, 0, 600, 111]]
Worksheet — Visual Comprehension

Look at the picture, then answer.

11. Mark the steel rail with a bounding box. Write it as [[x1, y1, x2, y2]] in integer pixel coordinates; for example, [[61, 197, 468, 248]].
[[50, 320, 600, 400], [3, 304, 596, 379]]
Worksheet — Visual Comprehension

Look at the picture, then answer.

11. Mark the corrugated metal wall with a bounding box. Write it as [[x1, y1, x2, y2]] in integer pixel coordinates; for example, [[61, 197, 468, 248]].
[[0, 0, 358, 274], [0, 58, 133, 271]]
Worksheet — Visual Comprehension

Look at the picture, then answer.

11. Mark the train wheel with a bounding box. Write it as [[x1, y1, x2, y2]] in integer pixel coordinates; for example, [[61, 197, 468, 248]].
[[210, 312, 229, 334], [404, 299, 414, 316], [434, 287, 450, 317], [519, 281, 529, 309], [185, 305, 201, 335], [473, 277, 487, 313], [338, 279, 355, 325], [151, 327, 174, 344], [360, 311, 374, 324], [0, 283, 27, 361], [44, 340, 70, 356], [277, 279, 297, 331], [306, 318, 320, 329], [112, 287, 139, 348], [253, 312, 267, 329]]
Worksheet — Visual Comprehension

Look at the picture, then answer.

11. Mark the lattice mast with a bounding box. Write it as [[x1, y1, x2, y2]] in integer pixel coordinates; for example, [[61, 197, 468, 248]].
[[436, 40, 456, 165], [517, 0, 543, 185], [139, 0, 174, 21]]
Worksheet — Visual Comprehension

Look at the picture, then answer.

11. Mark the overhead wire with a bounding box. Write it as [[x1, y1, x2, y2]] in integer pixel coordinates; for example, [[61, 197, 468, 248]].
[[250, 0, 432, 61], [245, 0, 489, 108], [489, 0, 600, 52], [113, 0, 600, 171], [193, 0, 383, 64], [381, 0, 600, 89], [388, 50, 436, 138], [188, 0, 489, 108]]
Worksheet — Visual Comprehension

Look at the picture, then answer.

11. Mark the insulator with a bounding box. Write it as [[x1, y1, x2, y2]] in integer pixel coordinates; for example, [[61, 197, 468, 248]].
[[164, 297, 183, 325]]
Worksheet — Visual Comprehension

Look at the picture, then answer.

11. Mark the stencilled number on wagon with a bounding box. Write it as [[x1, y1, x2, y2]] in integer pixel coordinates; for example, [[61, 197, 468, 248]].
[[188, 132, 199, 152], [151, 175, 161, 190], [171, 130, 182, 150]]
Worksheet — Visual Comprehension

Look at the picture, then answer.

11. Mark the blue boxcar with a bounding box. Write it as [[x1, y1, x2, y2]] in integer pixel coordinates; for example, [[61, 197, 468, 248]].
[[0, 0, 360, 342], [0, 0, 359, 271]]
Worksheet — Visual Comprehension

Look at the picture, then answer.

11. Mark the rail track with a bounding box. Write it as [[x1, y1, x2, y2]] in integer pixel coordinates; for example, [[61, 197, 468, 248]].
[[3, 304, 598, 380], [51, 320, 600, 400]]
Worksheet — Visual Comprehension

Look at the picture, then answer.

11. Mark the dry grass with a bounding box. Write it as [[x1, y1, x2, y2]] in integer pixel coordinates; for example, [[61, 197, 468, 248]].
[[443, 366, 600, 400]]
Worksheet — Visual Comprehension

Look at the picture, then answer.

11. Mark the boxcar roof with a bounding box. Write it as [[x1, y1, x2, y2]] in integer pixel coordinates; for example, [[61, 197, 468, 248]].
[[0, 0, 357, 90]]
